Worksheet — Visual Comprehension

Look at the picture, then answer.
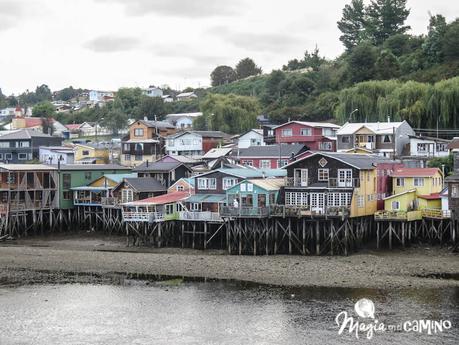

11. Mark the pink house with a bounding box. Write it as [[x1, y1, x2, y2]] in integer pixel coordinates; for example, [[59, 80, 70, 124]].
[[273, 121, 340, 151]]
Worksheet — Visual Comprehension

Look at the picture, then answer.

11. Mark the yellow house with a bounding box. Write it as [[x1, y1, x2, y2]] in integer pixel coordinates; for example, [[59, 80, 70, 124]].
[[391, 168, 443, 196], [350, 168, 378, 217], [74, 143, 110, 164]]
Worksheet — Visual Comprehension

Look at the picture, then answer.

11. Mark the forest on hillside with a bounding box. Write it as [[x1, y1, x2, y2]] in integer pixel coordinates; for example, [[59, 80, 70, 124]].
[[201, 0, 459, 133]]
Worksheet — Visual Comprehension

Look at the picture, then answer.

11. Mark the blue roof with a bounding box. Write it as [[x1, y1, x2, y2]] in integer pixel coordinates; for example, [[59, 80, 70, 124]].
[[103, 173, 138, 183]]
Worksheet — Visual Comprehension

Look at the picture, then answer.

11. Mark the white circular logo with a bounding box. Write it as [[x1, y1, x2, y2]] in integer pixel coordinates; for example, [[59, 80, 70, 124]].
[[354, 298, 375, 319]]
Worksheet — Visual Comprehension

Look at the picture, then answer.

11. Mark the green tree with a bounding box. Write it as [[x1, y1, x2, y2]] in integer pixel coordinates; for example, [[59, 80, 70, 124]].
[[383, 33, 412, 56], [210, 65, 237, 86], [367, 0, 410, 45], [375, 50, 401, 79], [422, 14, 447, 64], [262, 70, 286, 104], [102, 108, 128, 135], [138, 96, 166, 120], [337, 0, 368, 50], [32, 101, 55, 117], [442, 19, 459, 61], [283, 47, 326, 71], [55, 86, 82, 101], [346, 42, 378, 83], [115, 87, 143, 116], [197, 94, 260, 134], [235, 58, 262, 80], [35, 84, 52, 102]]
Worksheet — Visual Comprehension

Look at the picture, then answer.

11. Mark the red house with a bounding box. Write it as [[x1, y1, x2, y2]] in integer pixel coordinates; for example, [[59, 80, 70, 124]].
[[236, 144, 308, 169], [375, 161, 405, 210], [273, 121, 340, 151]]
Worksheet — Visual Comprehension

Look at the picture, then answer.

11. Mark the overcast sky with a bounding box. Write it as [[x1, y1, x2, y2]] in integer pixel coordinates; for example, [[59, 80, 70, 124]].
[[0, 0, 457, 95]]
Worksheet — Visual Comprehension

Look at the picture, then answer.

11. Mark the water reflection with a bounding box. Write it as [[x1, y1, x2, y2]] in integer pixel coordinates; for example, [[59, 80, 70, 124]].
[[0, 281, 457, 345]]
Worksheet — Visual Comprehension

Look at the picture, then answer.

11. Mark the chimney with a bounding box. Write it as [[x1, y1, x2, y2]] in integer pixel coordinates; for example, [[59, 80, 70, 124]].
[[387, 116, 391, 123], [144, 116, 148, 121]]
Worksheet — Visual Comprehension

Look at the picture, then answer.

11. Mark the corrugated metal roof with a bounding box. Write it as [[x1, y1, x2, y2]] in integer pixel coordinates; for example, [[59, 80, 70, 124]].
[[54, 164, 131, 171], [124, 177, 166, 192], [336, 121, 405, 135], [186, 194, 226, 203], [202, 148, 233, 159], [237, 144, 307, 157], [0, 129, 55, 140], [248, 178, 284, 191], [284, 152, 391, 170], [383, 189, 416, 200], [133, 161, 183, 172], [273, 121, 340, 130], [126, 191, 190, 206], [0, 164, 57, 171], [390, 168, 440, 177]]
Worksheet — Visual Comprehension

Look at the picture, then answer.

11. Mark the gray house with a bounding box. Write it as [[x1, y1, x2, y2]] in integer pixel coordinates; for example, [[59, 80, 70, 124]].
[[0, 129, 63, 163], [336, 121, 415, 158]]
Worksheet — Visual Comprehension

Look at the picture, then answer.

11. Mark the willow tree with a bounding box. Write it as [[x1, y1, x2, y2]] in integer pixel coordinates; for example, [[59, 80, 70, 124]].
[[426, 77, 459, 129]]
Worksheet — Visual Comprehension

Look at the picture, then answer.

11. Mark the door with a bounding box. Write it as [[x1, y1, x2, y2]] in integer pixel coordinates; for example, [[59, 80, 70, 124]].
[[338, 169, 352, 187], [311, 193, 325, 213], [294, 169, 308, 187]]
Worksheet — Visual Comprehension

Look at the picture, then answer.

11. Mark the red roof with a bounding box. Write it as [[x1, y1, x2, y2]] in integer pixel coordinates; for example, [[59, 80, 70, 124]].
[[135, 191, 190, 205], [23, 118, 44, 127], [390, 168, 440, 177], [418, 193, 441, 200], [66, 124, 81, 130]]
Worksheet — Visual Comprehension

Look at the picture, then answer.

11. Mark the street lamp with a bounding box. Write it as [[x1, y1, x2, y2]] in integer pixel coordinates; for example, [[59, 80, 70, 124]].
[[348, 109, 359, 122]]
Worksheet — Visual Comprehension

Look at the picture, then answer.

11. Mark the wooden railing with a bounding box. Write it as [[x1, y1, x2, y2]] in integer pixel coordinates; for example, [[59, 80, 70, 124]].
[[220, 206, 270, 218], [101, 197, 119, 207], [122, 211, 164, 222], [374, 210, 422, 221], [179, 211, 222, 221], [421, 208, 451, 219], [328, 178, 360, 188], [284, 177, 311, 187]]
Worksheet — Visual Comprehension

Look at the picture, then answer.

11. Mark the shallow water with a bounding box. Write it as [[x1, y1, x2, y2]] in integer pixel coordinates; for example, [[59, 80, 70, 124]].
[[0, 279, 457, 345]]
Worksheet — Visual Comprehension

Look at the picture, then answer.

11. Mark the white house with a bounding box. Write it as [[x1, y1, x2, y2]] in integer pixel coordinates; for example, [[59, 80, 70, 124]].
[[143, 87, 163, 98], [408, 135, 450, 158], [441, 187, 449, 215], [165, 112, 203, 129], [176, 92, 197, 101], [39, 146, 75, 164], [237, 129, 265, 149], [166, 132, 203, 157], [89, 90, 114, 102]]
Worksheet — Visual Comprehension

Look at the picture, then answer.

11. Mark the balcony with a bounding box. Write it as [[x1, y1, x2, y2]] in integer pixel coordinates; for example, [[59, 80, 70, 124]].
[[101, 197, 120, 208], [270, 205, 350, 218], [285, 177, 311, 188], [179, 211, 222, 222], [122, 211, 164, 222], [374, 210, 422, 221], [421, 208, 451, 219], [328, 178, 360, 188], [220, 206, 270, 218]]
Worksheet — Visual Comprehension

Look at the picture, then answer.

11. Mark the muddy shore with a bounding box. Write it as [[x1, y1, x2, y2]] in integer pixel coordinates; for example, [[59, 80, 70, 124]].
[[0, 233, 457, 289]]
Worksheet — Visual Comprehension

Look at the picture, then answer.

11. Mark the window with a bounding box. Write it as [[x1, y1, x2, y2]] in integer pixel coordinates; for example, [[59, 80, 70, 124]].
[[436, 143, 447, 152], [168, 140, 175, 147], [260, 160, 271, 169], [82, 150, 89, 156], [322, 128, 336, 137], [134, 128, 144, 137], [85, 172, 92, 180], [285, 192, 308, 206], [319, 142, 332, 151], [18, 141, 30, 148], [318, 169, 329, 181], [240, 183, 246, 192], [383, 135, 392, 143], [357, 195, 364, 208], [176, 185, 184, 191], [135, 155, 143, 161], [5, 153, 12, 160], [0, 142, 9, 148], [327, 193, 352, 207], [0, 153, 3, 160], [123, 143, 130, 151], [122, 189, 133, 203], [18, 153, 28, 160], [300, 128, 311, 136], [341, 136, 350, 143], [197, 178, 216, 190], [135, 143, 143, 151], [223, 177, 237, 190], [396, 178, 405, 187], [191, 203, 200, 211], [62, 191, 72, 200], [124, 154, 131, 161], [413, 177, 424, 187], [392, 201, 400, 210], [63, 173, 71, 189], [277, 160, 288, 168], [247, 183, 253, 192], [242, 160, 253, 167], [451, 184, 459, 198], [282, 129, 292, 137]]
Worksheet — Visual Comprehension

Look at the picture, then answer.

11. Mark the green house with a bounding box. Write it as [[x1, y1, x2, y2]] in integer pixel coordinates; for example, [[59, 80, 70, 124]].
[[56, 164, 131, 209], [223, 178, 284, 217]]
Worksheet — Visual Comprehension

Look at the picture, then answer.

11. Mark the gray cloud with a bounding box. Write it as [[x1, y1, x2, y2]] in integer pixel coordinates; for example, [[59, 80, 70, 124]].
[[209, 26, 304, 52], [84, 35, 141, 53], [150, 42, 229, 65], [0, 1, 26, 31], [96, 0, 241, 17]]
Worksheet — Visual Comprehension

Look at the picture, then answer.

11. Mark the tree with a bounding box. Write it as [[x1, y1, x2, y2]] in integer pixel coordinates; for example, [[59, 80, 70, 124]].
[[383, 33, 412, 56], [346, 42, 378, 83], [367, 0, 410, 45], [283, 47, 326, 71], [102, 108, 128, 135], [197, 94, 260, 134], [442, 19, 459, 61], [55, 86, 82, 101], [115, 87, 143, 116], [138, 96, 166, 120], [422, 14, 447, 64], [32, 101, 55, 117], [262, 70, 286, 104], [375, 50, 401, 79], [337, 0, 368, 50], [35, 84, 52, 102], [235, 58, 262, 79], [210, 65, 237, 86]]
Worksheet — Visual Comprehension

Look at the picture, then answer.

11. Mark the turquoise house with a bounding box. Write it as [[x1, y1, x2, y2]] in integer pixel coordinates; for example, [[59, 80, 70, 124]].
[[223, 178, 284, 217]]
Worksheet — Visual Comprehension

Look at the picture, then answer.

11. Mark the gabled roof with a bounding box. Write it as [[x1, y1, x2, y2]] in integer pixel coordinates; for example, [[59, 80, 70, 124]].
[[237, 144, 307, 158], [164, 155, 200, 164], [133, 161, 186, 172], [447, 138, 459, 150], [169, 177, 195, 191], [383, 189, 416, 200], [337, 121, 406, 135], [122, 177, 166, 192], [239, 129, 264, 138], [137, 120, 175, 129], [284, 152, 391, 170], [235, 178, 284, 191], [273, 121, 340, 130], [195, 168, 286, 179], [390, 168, 440, 177], [165, 112, 202, 119], [101, 173, 138, 184], [0, 129, 55, 140], [0, 164, 57, 171], [167, 130, 228, 139], [408, 135, 450, 143], [418, 193, 441, 200], [202, 147, 233, 159], [125, 191, 190, 206]]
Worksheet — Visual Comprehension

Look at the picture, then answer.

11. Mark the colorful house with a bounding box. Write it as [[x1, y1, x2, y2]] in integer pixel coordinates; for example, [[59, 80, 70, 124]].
[[221, 178, 284, 217], [236, 144, 308, 169], [168, 177, 195, 194], [390, 168, 443, 196], [73, 143, 110, 164], [112, 177, 167, 205]]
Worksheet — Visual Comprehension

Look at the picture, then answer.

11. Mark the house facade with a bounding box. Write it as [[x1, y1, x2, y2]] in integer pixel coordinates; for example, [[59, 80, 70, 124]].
[[237, 129, 265, 149], [273, 121, 339, 151], [121, 120, 176, 167], [236, 144, 308, 169], [165, 112, 203, 129], [0, 129, 63, 163], [337, 121, 415, 158], [73, 143, 110, 164], [39, 146, 75, 165], [165, 131, 227, 157], [282, 153, 383, 217], [133, 159, 192, 188], [406, 136, 450, 158]]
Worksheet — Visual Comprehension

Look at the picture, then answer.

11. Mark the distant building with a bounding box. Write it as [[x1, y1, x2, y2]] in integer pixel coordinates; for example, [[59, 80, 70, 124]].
[[165, 131, 228, 157], [73, 143, 110, 164], [89, 90, 115, 102], [0, 129, 63, 163], [336, 121, 415, 158], [176, 92, 198, 101], [143, 86, 163, 98], [237, 129, 265, 149], [165, 112, 203, 129], [39, 146, 75, 165], [236, 143, 308, 169]]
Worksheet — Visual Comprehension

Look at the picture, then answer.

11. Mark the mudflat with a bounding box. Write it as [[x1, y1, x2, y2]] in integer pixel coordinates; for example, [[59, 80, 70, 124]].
[[0, 233, 457, 289]]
